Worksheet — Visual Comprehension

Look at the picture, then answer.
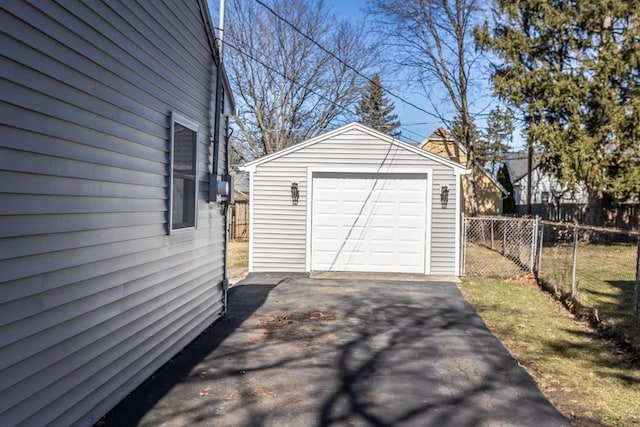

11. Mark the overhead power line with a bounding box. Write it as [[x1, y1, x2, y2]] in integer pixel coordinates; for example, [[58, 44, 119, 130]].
[[254, 0, 442, 122], [222, 38, 426, 144], [222, 40, 352, 117]]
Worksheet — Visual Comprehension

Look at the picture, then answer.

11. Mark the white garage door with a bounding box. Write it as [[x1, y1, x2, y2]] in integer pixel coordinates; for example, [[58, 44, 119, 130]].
[[311, 172, 429, 273]]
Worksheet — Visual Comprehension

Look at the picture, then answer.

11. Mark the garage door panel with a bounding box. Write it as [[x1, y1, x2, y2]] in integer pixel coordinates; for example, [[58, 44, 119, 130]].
[[399, 252, 425, 261], [370, 235, 394, 243], [371, 204, 395, 215], [342, 203, 370, 215], [397, 228, 424, 241], [398, 249, 425, 258], [403, 198, 428, 206], [314, 201, 338, 214], [311, 173, 428, 274], [371, 253, 397, 264], [314, 226, 339, 239]]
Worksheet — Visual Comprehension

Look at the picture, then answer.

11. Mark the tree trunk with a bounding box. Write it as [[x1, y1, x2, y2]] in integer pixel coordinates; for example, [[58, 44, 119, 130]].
[[527, 144, 533, 216], [585, 188, 603, 226], [464, 114, 479, 216]]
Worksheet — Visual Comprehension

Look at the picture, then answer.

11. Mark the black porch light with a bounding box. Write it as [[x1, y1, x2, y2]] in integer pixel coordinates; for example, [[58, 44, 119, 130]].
[[291, 182, 299, 205], [440, 185, 449, 209]]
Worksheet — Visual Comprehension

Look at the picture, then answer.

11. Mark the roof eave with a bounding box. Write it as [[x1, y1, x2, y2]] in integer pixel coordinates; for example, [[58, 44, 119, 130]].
[[241, 122, 467, 172]]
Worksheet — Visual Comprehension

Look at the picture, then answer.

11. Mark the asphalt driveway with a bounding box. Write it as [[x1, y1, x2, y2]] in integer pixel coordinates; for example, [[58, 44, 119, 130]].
[[101, 273, 569, 427]]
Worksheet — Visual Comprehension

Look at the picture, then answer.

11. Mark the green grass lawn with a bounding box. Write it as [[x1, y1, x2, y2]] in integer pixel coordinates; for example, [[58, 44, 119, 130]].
[[466, 240, 639, 340], [464, 243, 530, 278], [228, 241, 248, 270], [540, 243, 637, 332], [460, 277, 640, 426]]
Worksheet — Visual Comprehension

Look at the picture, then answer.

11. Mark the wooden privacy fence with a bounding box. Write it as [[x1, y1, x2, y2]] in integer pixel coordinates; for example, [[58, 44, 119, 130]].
[[228, 201, 249, 241], [522, 203, 639, 229]]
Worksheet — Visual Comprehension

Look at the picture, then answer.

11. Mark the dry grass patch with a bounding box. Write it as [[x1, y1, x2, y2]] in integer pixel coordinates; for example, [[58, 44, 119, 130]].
[[228, 241, 248, 270], [460, 277, 640, 426]]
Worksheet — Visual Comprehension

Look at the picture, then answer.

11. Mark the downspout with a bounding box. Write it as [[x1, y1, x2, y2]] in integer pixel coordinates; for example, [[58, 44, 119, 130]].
[[201, 0, 231, 315], [216, 0, 230, 316], [211, 3, 224, 185]]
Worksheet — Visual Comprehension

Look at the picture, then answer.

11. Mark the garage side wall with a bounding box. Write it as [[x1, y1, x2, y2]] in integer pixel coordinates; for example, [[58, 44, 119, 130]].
[[250, 128, 458, 274]]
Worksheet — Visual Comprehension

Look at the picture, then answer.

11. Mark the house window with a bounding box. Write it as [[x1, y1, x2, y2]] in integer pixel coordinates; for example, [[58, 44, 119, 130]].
[[170, 113, 199, 232], [541, 191, 550, 204]]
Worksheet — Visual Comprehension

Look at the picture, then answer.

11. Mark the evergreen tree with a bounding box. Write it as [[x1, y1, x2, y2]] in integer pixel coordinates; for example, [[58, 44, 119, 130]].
[[476, 0, 640, 223], [450, 114, 480, 154], [450, 108, 514, 176], [355, 74, 401, 138], [478, 107, 515, 175]]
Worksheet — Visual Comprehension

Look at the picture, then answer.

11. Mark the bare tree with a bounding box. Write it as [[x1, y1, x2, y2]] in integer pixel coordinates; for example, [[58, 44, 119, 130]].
[[225, 0, 375, 160], [370, 0, 485, 215]]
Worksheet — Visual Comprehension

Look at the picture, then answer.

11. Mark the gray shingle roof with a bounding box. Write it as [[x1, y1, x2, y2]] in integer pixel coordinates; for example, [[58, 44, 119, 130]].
[[504, 151, 539, 183]]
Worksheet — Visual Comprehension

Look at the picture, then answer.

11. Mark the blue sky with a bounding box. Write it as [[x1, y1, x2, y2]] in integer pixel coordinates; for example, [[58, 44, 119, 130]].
[[325, 0, 513, 146], [326, 0, 443, 143], [211, 0, 523, 149]]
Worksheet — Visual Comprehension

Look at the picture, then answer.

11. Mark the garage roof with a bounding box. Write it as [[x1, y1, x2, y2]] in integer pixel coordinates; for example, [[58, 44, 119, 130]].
[[241, 122, 468, 173]]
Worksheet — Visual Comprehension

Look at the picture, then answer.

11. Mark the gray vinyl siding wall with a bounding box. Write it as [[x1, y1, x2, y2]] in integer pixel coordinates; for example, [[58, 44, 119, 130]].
[[0, 2, 226, 426], [250, 127, 459, 274]]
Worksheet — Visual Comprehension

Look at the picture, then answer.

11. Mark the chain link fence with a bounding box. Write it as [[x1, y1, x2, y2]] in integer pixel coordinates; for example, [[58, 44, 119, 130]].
[[462, 216, 640, 345], [462, 216, 538, 278], [538, 221, 639, 342]]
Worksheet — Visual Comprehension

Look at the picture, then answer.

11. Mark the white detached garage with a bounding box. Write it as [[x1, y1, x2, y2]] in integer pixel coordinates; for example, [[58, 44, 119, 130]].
[[241, 123, 467, 275]]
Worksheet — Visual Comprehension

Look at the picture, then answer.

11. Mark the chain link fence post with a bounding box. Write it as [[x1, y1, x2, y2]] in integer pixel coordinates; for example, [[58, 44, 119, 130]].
[[490, 219, 495, 251], [536, 220, 544, 278], [571, 225, 579, 298], [634, 236, 640, 337], [530, 216, 538, 272], [460, 213, 467, 276]]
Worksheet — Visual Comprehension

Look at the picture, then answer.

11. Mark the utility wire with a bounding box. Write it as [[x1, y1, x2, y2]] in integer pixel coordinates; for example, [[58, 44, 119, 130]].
[[254, 0, 442, 122], [222, 40, 352, 117], [222, 39, 425, 144]]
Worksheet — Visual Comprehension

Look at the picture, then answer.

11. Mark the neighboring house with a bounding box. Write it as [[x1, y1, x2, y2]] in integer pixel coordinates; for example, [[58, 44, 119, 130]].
[[241, 122, 466, 275], [0, 2, 234, 426], [420, 128, 508, 215], [504, 152, 588, 216]]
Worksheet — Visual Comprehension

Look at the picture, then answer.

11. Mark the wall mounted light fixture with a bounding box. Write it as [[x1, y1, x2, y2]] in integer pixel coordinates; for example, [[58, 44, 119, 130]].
[[440, 185, 449, 209], [291, 182, 299, 206]]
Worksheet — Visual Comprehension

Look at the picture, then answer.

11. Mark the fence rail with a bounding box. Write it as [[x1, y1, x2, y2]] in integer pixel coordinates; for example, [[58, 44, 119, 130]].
[[463, 216, 640, 345]]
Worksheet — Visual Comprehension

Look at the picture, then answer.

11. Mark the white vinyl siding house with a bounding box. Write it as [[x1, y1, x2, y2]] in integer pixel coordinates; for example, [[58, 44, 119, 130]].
[[504, 152, 588, 216], [0, 1, 234, 425], [242, 123, 466, 276]]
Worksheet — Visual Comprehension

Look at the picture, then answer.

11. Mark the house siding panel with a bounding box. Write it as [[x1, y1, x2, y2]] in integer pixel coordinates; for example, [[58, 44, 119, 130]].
[[250, 126, 460, 274], [0, 2, 227, 426], [430, 173, 458, 274]]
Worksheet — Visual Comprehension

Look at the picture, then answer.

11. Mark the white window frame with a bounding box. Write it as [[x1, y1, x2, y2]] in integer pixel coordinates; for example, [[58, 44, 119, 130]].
[[169, 112, 199, 234]]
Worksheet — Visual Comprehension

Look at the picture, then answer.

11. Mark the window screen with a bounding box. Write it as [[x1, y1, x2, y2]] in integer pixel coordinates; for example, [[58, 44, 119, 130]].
[[171, 118, 198, 231]]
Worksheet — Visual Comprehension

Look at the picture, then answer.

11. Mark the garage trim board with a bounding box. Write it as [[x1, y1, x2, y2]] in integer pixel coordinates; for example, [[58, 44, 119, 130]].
[[306, 168, 433, 274]]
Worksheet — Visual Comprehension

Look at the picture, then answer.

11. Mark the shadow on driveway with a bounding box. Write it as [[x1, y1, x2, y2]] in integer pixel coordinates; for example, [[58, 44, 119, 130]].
[[100, 273, 569, 427]]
